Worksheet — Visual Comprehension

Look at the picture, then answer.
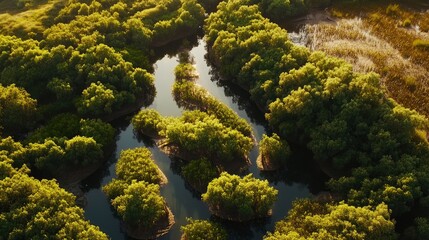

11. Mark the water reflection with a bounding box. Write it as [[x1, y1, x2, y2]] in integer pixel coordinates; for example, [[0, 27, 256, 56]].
[[82, 38, 319, 239]]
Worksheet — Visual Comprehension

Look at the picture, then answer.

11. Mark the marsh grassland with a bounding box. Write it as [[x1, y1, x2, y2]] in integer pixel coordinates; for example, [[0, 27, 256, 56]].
[[306, 1, 429, 117]]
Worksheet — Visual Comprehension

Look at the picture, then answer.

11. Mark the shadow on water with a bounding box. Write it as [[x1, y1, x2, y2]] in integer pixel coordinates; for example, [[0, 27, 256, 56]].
[[150, 29, 202, 64], [208, 67, 269, 129], [260, 143, 330, 195], [81, 37, 327, 240]]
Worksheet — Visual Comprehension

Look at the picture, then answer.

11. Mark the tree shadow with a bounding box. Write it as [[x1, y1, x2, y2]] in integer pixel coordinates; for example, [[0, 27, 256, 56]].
[[210, 215, 271, 240], [205, 56, 269, 128], [260, 143, 330, 195], [150, 30, 202, 64]]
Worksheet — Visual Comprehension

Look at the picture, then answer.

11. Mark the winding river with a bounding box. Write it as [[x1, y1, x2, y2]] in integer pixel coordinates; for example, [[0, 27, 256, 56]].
[[81, 39, 317, 239]]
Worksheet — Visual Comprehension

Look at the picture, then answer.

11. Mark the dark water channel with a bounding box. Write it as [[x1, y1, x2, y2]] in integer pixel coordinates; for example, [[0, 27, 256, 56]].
[[82, 39, 318, 239]]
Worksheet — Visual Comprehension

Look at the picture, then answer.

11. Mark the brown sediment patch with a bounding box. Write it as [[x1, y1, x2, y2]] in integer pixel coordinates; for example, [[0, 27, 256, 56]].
[[54, 161, 105, 207], [122, 206, 175, 239], [157, 165, 168, 186], [54, 160, 105, 186], [256, 154, 280, 171], [207, 205, 272, 222]]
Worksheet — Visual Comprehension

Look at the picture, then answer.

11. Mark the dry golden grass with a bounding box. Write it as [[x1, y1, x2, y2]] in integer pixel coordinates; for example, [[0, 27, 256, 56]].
[[306, 17, 429, 117], [0, 0, 64, 39], [327, 1, 429, 68]]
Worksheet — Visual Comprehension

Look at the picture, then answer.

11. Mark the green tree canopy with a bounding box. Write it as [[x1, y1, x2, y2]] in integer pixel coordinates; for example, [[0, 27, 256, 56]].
[[0, 135, 104, 174], [259, 133, 290, 166], [205, 0, 429, 232], [202, 172, 278, 221], [103, 147, 165, 200], [133, 109, 253, 164], [0, 157, 108, 239], [132, 109, 166, 137], [103, 147, 171, 232], [76, 82, 117, 116], [26, 114, 115, 149], [0, 84, 38, 136], [63, 136, 103, 167], [173, 61, 252, 137], [181, 218, 227, 240], [165, 111, 253, 162], [264, 200, 397, 240], [182, 158, 219, 192], [115, 148, 165, 185], [110, 180, 167, 227]]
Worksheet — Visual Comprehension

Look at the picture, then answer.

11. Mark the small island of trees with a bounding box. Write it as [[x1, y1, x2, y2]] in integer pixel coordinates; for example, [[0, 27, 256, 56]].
[[132, 108, 253, 163], [181, 157, 219, 192], [181, 218, 227, 240], [103, 147, 173, 239], [132, 50, 255, 189], [257, 133, 290, 171], [173, 51, 253, 137], [202, 172, 278, 221]]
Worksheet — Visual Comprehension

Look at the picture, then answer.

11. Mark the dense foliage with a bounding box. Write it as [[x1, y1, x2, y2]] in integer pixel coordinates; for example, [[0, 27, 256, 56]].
[[133, 109, 253, 163], [0, 0, 213, 238], [103, 147, 169, 229], [0, 135, 103, 174], [205, 0, 429, 235], [181, 158, 219, 192], [110, 180, 167, 227], [131, 109, 165, 137], [133, 53, 254, 166], [1, 0, 426, 238], [169, 110, 251, 160], [0, 84, 38, 136], [173, 56, 253, 136], [264, 199, 396, 240], [0, 35, 155, 117], [202, 172, 278, 221], [181, 218, 227, 240], [107, 148, 165, 189], [259, 133, 290, 167], [47, 0, 205, 48], [0, 157, 108, 239], [26, 113, 115, 148], [252, 0, 307, 20], [0, 0, 210, 117], [0, 113, 114, 175]]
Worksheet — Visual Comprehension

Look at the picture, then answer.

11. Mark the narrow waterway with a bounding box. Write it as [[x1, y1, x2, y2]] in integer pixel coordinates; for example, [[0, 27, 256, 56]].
[[82, 39, 312, 239]]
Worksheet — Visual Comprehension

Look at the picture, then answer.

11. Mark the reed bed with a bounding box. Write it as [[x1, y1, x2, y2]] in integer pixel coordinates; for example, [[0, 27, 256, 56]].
[[306, 16, 429, 117]]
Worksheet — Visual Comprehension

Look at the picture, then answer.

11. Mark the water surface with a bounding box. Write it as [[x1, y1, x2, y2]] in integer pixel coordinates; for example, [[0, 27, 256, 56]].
[[83, 39, 313, 239]]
